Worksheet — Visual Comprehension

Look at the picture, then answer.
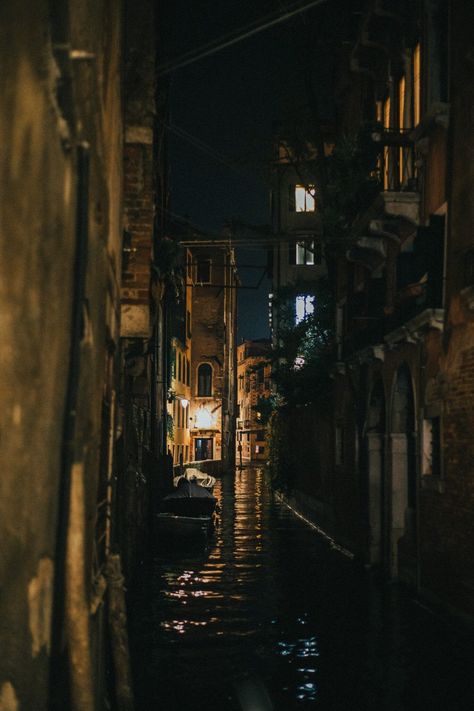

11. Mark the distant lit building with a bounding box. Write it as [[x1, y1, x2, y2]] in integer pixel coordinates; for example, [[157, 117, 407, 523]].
[[188, 246, 238, 470], [269, 131, 330, 340], [236, 339, 272, 464]]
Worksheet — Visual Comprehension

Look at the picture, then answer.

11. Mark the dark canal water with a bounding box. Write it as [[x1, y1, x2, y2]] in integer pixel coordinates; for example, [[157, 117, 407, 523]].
[[129, 469, 474, 710]]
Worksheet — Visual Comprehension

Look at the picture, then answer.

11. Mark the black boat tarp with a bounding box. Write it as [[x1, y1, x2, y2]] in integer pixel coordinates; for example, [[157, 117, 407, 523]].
[[160, 478, 217, 517]]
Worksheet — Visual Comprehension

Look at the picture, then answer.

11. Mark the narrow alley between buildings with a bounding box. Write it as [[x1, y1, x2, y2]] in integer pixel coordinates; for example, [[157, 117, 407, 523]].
[[129, 468, 474, 711]]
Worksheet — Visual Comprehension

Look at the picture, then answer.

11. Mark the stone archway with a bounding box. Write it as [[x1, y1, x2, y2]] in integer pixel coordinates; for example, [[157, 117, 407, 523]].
[[390, 365, 417, 580], [365, 379, 386, 566]]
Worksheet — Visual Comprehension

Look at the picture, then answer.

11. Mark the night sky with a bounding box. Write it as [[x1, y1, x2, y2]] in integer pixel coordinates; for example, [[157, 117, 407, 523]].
[[161, 0, 351, 339]]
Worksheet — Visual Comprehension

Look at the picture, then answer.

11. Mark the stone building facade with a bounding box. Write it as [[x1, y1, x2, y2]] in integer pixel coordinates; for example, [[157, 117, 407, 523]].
[[275, 0, 474, 621], [0, 1, 168, 708], [187, 246, 238, 472], [236, 340, 272, 464]]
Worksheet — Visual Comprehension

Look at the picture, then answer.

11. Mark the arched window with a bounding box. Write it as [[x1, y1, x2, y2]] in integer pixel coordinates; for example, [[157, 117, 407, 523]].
[[197, 363, 212, 396]]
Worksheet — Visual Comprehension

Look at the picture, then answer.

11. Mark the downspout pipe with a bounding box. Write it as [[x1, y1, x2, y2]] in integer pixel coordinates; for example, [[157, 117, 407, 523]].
[[49, 143, 94, 709]]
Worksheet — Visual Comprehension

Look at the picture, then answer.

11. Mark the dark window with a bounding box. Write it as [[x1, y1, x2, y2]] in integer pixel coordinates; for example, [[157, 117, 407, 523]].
[[197, 258, 211, 283], [186, 310, 192, 338], [197, 363, 212, 396]]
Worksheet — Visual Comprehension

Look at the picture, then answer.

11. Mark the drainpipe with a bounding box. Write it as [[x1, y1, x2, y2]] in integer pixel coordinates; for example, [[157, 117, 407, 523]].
[[49, 143, 94, 708]]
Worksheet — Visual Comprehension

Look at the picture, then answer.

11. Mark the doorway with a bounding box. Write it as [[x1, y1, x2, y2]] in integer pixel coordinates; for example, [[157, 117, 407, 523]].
[[195, 437, 213, 461]]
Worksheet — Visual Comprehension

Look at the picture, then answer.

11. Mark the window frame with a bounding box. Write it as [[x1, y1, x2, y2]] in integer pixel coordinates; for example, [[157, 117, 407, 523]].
[[294, 184, 316, 213], [197, 362, 213, 397], [196, 258, 212, 284]]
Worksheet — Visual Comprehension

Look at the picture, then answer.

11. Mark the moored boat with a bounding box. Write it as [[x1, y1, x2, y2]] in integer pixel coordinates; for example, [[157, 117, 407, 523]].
[[157, 477, 218, 542]]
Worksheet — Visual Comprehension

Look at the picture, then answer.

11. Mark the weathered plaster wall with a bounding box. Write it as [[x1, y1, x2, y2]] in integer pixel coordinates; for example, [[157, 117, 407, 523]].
[[418, 2, 474, 618], [0, 1, 124, 707], [0, 4, 75, 707]]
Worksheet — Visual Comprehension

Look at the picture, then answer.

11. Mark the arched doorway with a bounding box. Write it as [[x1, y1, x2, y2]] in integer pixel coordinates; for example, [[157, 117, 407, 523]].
[[365, 379, 386, 565], [390, 365, 417, 580]]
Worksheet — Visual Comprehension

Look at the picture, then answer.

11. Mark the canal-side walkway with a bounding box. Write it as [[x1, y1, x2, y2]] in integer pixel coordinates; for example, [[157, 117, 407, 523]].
[[129, 469, 474, 710]]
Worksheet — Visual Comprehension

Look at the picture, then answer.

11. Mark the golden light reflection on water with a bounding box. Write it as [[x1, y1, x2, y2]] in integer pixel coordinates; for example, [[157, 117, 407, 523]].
[[153, 467, 322, 703]]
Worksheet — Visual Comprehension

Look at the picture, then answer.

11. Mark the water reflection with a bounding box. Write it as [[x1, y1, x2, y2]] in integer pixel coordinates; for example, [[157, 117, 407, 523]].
[[130, 468, 474, 711]]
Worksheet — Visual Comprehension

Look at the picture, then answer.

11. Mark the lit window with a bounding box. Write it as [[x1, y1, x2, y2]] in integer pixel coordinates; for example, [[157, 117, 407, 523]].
[[383, 97, 391, 190], [197, 363, 212, 396], [296, 240, 316, 265], [413, 43, 421, 126], [295, 295, 314, 324], [289, 238, 321, 266], [399, 76, 406, 184], [295, 185, 316, 212]]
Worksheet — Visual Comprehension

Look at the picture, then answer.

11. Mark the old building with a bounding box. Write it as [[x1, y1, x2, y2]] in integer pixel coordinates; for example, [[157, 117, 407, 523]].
[[166, 249, 193, 466], [270, 0, 474, 621], [0, 1, 168, 708], [330, 0, 454, 596], [269, 131, 328, 340], [187, 245, 238, 472], [236, 339, 272, 464]]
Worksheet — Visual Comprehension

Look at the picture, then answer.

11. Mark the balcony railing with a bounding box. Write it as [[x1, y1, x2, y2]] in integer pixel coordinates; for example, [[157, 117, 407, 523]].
[[372, 128, 418, 193], [344, 217, 445, 354]]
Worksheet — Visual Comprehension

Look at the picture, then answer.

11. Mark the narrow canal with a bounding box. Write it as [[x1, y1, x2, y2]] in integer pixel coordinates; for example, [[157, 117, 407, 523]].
[[129, 469, 474, 710]]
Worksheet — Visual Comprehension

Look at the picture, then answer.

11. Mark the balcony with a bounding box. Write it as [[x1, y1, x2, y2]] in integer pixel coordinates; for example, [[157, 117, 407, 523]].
[[345, 216, 445, 355], [372, 129, 421, 224]]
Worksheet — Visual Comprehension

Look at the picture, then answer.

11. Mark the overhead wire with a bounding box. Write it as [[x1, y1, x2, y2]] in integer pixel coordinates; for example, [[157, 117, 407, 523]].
[[166, 122, 271, 187], [157, 0, 329, 76]]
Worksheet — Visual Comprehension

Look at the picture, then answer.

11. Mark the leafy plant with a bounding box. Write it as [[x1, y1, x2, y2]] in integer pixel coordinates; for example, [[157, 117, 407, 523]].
[[269, 277, 335, 407], [166, 413, 174, 442]]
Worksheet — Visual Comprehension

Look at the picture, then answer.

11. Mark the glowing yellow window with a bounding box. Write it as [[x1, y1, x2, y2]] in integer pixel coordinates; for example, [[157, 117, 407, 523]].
[[399, 76, 406, 185], [383, 97, 391, 190], [295, 185, 316, 212], [413, 43, 421, 125]]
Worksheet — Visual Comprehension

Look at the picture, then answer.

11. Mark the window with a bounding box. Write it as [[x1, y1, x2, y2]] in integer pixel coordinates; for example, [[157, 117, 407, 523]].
[[398, 76, 406, 184], [186, 310, 192, 339], [186, 358, 190, 386], [197, 363, 212, 396], [291, 238, 321, 266], [413, 43, 421, 125], [255, 445, 265, 454], [197, 258, 211, 283], [383, 96, 391, 190], [295, 185, 316, 212], [295, 294, 314, 324]]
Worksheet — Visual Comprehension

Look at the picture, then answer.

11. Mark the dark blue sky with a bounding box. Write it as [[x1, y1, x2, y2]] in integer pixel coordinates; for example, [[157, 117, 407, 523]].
[[162, 0, 348, 339]]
